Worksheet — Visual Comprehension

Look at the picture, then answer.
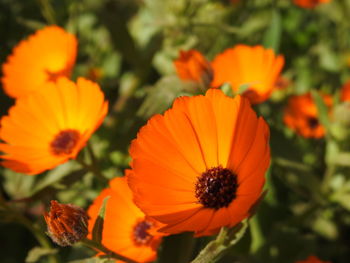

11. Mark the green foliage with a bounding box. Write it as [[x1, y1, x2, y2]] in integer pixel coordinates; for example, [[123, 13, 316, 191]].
[[1, 0, 350, 263], [92, 196, 110, 244]]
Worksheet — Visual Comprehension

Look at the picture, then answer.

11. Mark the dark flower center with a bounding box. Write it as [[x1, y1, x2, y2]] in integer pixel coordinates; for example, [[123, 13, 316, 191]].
[[195, 166, 238, 210], [50, 129, 80, 156], [132, 220, 153, 246], [307, 116, 319, 129]]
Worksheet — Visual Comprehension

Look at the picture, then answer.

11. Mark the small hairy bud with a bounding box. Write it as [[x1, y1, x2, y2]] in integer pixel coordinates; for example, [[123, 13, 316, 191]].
[[44, 200, 89, 246]]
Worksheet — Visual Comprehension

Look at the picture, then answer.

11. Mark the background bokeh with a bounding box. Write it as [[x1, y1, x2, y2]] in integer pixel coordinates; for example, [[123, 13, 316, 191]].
[[1, 0, 350, 262]]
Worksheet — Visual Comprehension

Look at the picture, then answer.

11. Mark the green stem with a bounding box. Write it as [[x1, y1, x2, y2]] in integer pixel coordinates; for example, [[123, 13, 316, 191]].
[[75, 156, 108, 184], [81, 239, 138, 263], [249, 216, 264, 253], [190, 228, 228, 263], [0, 197, 59, 263], [191, 222, 248, 263], [273, 157, 311, 172], [37, 0, 56, 24]]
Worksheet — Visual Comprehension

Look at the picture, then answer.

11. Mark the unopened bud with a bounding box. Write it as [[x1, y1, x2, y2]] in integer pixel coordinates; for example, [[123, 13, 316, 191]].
[[174, 49, 213, 90], [44, 200, 88, 247]]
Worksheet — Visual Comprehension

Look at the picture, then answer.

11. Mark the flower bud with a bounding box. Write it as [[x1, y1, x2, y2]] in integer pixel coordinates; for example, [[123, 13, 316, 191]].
[[174, 49, 213, 89], [44, 200, 89, 246]]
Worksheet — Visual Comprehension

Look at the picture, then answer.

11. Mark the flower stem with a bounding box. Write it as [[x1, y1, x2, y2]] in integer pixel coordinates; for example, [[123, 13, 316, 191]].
[[81, 238, 138, 263], [76, 148, 108, 184], [191, 222, 248, 263], [36, 0, 56, 24]]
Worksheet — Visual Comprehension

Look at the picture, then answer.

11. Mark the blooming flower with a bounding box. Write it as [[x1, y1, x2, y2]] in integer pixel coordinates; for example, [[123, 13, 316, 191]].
[[283, 92, 332, 138], [0, 77, 108, 175], [88, 175, 164, 263], [128, 89, 270, 236], [295, 255, 331, 263], [174, 49, 213, 87], [2, 25, 77, 98], [211, 45, 284, 104], [44, 200, 89, 247], [293, 0, 331, 8], [340, 81, 350, 102]]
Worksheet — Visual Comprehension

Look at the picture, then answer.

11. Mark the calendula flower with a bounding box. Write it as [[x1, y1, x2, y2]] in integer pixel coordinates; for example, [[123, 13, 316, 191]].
[[0, 77, 108, 175], [211, 45, 284, 104], [88, 175, 164, 263], [341, 81, 350, 102], [128, 89, 270, 236], [283, 92, 332, 138], [2, 25, 77, 98], [44, 200, 89, 247], [293, 0, 331, 8], [174, 49, 213, 87], [295, 255, 331, 263]]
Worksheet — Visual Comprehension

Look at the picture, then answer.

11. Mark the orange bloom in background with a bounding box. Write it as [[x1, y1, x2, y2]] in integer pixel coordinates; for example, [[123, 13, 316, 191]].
[[128, 89, 270, 236], [211, 45, 284, 104], [2, 25, 77, 98], [0, 77, 108, 175], [283, 93, 332, 138], [340, 81, 350, 102], [88, 175, 164, 263], [293, 0, 331, 8], [295, 255, 331, 263], [174, 49, 213, 87]]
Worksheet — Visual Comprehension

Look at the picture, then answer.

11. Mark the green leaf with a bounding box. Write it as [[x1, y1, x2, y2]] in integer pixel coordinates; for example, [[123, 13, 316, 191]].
[[92, 196, 110, 243], [137, 76, 184, 118], [25, 247, 58, 263], [237, 83, 250, 95], [263, 10, 282, 53], [311, 90, 331, 132], [220, 83, 234, 97]]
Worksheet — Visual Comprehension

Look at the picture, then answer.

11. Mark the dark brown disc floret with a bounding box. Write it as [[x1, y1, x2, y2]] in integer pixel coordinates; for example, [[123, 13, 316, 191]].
[[195, 166, 238, 210], [50, 129, 80, 156], [132, 220, 154, 246], [307, 116, 319, 129]]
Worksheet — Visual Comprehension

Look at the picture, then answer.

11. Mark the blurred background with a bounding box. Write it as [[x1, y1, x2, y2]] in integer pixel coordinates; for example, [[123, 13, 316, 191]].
[[1, 0, 350, 262]]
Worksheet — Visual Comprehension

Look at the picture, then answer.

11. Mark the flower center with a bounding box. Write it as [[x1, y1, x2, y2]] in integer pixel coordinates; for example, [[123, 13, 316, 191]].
[[132, 220, 153, 246], [195, 166, 238, 209], [307, 116, 319, 129], [50, 129, 80, 156]]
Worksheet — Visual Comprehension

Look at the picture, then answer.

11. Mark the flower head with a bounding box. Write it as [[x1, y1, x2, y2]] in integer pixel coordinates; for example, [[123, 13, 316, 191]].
[[295, 255, 331, 263], [44, 200, 89, 247], [87, 175, 164, 263], [341, 81, 350, 102], [174, 49, 213, 87], [2, 25, 77, 98], [128, 89, 270, 236], [211, 45, 284, 104], [0, 77, 108, 175], [283, 92, 332, 138], [293, 0, 331, 8]]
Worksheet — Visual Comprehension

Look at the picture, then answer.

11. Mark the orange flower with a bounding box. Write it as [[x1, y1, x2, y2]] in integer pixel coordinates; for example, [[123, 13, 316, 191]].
[[88, 175, 164, 263], [0, 77, 108, 175], [2, 25, 77, 98], [293, 0, 331, 8], [174, 49, 213, 87], [128, 89, 270, 236], [341, 81, 350, 102], [295, 255, 331, 263], [283, 93, 332, 138], [211, 45, 284, 104]]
